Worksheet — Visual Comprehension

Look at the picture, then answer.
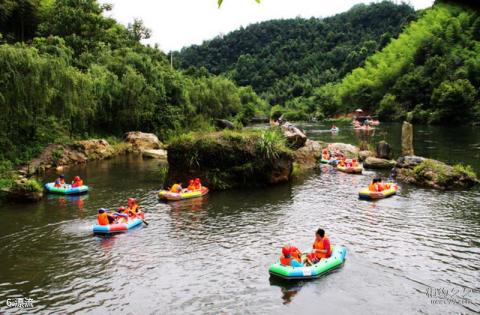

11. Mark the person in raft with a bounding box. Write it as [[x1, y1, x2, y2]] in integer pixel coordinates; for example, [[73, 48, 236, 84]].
[[322, 149, 330, 160], [170, 181, 183, 193], [338, 157, 346, 167], [54, 174, 66, 188], [187, 179, 196, 191], [97, 208, 127, 225], [126, 198, 140, 216], [71, 176, 83, 187], [116, 206, 129, 223], [193, 178, 202, 190], [305, 228, 332, 265], [279, 246, 303, 267], [368, 177, 392, 192]]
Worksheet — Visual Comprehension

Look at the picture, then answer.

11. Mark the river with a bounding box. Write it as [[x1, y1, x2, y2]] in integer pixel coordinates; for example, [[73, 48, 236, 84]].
[[0, 122, 479, 314]]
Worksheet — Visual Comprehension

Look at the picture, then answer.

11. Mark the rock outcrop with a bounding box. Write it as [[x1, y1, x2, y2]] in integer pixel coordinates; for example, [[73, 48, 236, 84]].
[[21, 139, 121, 175], [364, 157, 396, 169], [2, 177, 43, 202], [124, 131, 163, 151], [376, 141, 392, 159], [394, 156, 478, 190], [327, 143, 360, 159], [358, 150, 375, 161], [281, 122, 307, 149], [142, 149, 168, 160], [293, 139, 323, 170], [167, 130, 293, 190]]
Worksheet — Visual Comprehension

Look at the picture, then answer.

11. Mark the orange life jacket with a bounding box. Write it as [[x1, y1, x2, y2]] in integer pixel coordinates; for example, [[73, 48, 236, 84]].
[[170, 184, 181, 193], [72, 180, 83, 188], [187, 185, 196, 191], [97, 213, 110, 225], [279, 255, 292, 266], [313, 236, 331, 259], [127, 204, 139, 215], [194, 183, 202, 190], [339, 160, 345, 167], [368, 183, 376, 191], [291, 249, 302, 262]]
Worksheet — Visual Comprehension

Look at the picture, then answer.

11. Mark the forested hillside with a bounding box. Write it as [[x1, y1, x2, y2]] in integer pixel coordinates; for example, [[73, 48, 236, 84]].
[[327, 2, 480, 123], [0, 0, 266, 168], [176, 1, 416, 106]]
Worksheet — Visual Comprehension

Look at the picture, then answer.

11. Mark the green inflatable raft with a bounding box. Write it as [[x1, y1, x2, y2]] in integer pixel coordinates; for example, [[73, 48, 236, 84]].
[[269, 246, 346, 280]]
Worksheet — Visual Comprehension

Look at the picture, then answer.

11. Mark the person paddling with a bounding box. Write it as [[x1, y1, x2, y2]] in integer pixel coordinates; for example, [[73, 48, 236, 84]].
[[170, 181, 183, 193], [71, 176, 83, 188], [97, 208, 116, 225]]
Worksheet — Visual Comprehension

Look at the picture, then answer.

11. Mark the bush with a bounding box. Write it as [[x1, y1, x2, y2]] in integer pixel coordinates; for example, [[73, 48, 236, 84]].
[[453, 164, 477, 179]]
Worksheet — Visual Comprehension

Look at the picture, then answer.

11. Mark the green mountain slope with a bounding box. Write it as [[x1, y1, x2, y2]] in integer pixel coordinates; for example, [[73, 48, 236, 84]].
[[330, 2, 480, 123], [176, 1, 416, 105]]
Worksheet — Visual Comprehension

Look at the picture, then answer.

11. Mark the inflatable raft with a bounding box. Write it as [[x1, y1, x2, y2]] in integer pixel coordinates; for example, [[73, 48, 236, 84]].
[[337, 165, 363, 174], [159, 187, 209, 201], [359, 184, 398, 200], [44, 182, 89, 195], [93, 212, 145, 234], [269, 246, 347, 280]]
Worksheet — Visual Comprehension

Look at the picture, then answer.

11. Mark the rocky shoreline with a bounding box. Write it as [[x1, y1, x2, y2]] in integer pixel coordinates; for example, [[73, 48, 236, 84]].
[[2, 122, 478, 203]]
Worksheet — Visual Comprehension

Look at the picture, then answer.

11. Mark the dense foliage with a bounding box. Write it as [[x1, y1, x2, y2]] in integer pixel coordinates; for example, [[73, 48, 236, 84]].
[[177, 1, 416, 109], [328, 2, 480, 123], [0, 0, 266, 168]]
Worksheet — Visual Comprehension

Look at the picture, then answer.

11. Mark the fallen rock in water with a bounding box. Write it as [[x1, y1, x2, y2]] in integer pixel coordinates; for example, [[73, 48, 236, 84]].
[[395, 156, 478, 189], [376, 141, 392, 159], [142, 149, 168, 160], [281, 122, 307, 149], [364, 157, 396, 169], [293, 139, 323, 170], [395, 155, 425, 169], [167, 130, 293, 190], [2, 178, 43, 202], [327, 143, 360, 159], [124, 131, 162, 151], [358, 150, 375, 161]]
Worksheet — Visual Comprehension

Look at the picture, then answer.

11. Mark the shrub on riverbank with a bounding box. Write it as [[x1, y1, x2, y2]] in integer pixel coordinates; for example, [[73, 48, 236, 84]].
[[167, 129, 293, 190]]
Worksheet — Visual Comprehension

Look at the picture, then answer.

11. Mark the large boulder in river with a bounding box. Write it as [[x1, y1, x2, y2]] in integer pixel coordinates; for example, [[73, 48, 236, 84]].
[[364, 157, 396, 169], [395, 156, 478, 190], [358, 150, 375, 161], [167, 130, 293, 190], [376, 141, 392, 159], [327, 143, 359, 159], [281, 122, 307, 149], [294, 139, 323, 170], [124, 131, 162, 151], [2, 177, 43, 202]]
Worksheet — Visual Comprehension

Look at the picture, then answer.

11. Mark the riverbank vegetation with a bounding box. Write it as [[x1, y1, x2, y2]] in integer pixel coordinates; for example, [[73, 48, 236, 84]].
[[0, 0, 267, 187], [178, 1, 480, 124], [167, 129, 293, 189]]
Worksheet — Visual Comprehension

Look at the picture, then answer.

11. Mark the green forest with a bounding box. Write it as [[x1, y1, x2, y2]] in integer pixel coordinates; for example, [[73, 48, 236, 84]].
[[178, 1, 480, 123], [177, 1, 416, 111], [0, 0, 266, 171], [1, 0, 479, 177]]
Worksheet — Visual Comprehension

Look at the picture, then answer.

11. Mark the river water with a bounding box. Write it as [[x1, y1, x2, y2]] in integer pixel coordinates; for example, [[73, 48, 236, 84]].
[[0, 123, 479, 314]]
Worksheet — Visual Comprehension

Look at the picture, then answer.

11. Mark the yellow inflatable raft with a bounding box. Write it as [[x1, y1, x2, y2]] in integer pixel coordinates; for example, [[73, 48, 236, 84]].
[[159, 187, 209, 201], [358, 184, 397, 200], [336, 164, 363, 174]]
